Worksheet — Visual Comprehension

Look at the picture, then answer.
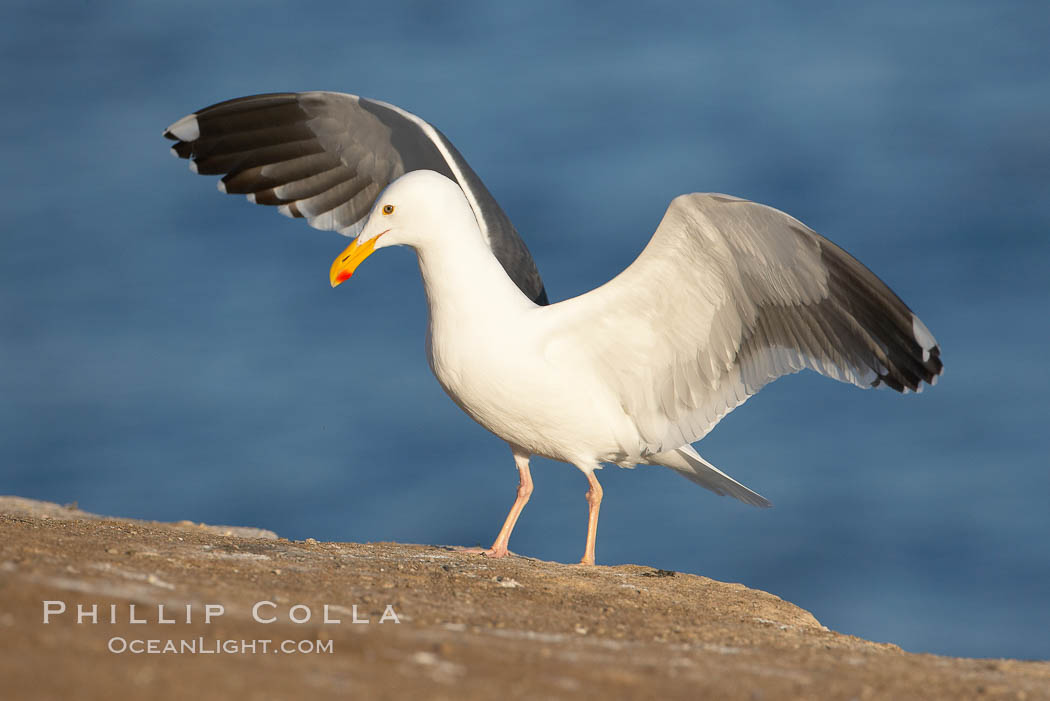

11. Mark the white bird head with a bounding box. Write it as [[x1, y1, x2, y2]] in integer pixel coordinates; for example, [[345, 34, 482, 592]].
[[329, 170, 476, 287]]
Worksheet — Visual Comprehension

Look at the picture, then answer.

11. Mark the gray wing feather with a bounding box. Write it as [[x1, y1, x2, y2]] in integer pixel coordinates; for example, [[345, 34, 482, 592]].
[[697, 194, 942, 394], [570, 193, 943, 454], [164, 92, 548, 305]]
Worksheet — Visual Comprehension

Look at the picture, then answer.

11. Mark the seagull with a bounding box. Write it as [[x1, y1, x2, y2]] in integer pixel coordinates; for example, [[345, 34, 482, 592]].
[[165, 92, 943, 565]]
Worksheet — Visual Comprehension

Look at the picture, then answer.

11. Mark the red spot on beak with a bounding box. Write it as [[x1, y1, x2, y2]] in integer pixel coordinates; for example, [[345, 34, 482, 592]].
[[336, 270, 352, 282]]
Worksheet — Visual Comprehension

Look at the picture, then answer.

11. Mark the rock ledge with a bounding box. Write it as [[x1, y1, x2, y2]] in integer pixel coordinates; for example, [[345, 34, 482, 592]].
[[1, 497, 1046, 700]]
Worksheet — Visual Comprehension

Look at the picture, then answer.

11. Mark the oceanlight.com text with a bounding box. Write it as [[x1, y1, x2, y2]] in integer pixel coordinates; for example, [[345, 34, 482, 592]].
[[107, 637, 334, 655]]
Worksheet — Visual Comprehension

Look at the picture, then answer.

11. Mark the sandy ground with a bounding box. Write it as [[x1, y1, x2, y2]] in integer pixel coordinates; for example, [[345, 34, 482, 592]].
[[0, 496, 1045, 700]]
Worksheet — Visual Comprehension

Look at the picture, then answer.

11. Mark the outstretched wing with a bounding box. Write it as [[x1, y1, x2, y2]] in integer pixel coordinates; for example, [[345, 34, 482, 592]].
[[164, 91, 548, 304], [559, 193, 943, 455]]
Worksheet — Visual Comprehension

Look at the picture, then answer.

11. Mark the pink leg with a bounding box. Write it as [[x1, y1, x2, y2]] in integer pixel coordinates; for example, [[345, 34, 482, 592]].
[[579, 471, 603, 566], [464, 448, 532, 559]]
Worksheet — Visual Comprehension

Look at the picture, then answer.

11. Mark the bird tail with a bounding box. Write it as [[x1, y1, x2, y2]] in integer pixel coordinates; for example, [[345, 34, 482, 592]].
[[648, 445, 772, 508]]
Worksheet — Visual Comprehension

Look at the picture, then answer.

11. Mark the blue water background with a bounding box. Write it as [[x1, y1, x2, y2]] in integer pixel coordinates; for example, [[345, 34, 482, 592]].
[[2, 1, 1048, 660]]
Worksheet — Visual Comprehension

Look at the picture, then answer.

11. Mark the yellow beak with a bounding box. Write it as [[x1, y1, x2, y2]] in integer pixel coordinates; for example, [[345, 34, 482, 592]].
[[329, 235, 381, 288]]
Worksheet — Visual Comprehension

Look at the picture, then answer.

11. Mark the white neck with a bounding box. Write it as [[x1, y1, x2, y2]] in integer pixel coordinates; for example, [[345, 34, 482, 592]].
[[414, 221, 536, 331]]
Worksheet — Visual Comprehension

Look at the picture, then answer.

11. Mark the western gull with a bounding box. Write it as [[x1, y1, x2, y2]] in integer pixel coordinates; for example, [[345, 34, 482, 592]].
[[165, 92, 943, 565]]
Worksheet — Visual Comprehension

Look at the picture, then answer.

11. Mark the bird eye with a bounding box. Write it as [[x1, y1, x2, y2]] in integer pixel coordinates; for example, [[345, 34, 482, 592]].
[[382, 204, 394, 215]]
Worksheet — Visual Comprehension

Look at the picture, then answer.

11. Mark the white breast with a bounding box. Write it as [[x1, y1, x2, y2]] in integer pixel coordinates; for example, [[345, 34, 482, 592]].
[[425, 303, 639, 466]]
